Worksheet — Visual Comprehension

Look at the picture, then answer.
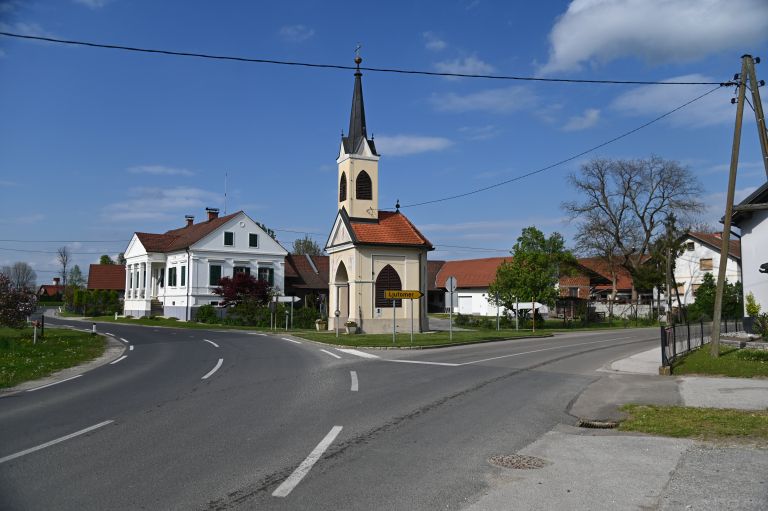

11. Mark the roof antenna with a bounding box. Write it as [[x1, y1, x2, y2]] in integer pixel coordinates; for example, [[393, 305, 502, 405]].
[[224, 171, 228, 215], [395, 199, 400, 211]]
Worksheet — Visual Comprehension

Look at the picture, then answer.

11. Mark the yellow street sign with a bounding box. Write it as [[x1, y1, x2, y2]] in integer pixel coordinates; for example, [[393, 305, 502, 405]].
[[384, 290, 424, 300]]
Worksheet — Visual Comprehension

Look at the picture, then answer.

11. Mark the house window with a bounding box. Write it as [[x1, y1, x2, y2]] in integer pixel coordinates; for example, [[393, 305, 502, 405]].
[[686, 242, 695, 251], [339, 172, 347, 202], [209, 264, 222, 286], [356, 170, 372, 200], [249, 233, 258, 248], [234, 266, 250, 276], [168, 267, 177, 287], [691, 283, 701, 295], [258, 267, 274, 286], [700, 258, 713, 271], [568, 287, 579, 298], [180, 266, 186, 287], [375, 265, 402, 308], [676, 284, 686, 295], [224, 232, 234, 246]]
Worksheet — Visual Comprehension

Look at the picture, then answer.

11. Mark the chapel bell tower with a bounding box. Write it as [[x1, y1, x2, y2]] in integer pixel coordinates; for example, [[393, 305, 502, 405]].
[[337, 54, 380, 220]]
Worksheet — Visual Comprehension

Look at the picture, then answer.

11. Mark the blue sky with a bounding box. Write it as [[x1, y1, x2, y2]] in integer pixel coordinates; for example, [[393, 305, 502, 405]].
[[1, 0, 767, 284]]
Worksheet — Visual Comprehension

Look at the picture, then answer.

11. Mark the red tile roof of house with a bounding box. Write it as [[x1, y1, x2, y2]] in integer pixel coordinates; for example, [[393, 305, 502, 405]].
[[577, 257, 634, 291], [687, 232, 741, 259], [427, 260, 446, 291], [135, 211, 241, 253], [285, 254, 329, 290], [349, 211, 432, 248], [87, 264, 126, 291], [37, 285, 64, 297], [434, 257, 511, 288]]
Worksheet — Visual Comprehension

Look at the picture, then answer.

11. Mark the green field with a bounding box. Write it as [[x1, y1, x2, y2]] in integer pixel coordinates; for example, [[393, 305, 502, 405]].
[[672, 345, 768, 378], [0, 327, 106, 388]]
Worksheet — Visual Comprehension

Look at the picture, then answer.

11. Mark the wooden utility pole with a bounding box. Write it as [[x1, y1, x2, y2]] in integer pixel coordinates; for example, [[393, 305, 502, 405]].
[[744, 57, 768, 178], [711, 55, 749, 357], [665, 220, 673, 326]]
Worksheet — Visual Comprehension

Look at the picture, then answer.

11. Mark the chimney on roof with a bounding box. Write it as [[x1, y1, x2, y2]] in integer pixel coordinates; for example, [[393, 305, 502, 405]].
[[185, 215, 195, 227], [206, 208, 219, 221], [53, 277, 60, 286]]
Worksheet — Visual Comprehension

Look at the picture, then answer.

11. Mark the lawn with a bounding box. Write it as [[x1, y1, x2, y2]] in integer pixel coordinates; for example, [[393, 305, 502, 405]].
[[293, 329, 549, 347], [620, 404, 768, 442], [0, 326, 106, 388], [671, 345, 768, 378]]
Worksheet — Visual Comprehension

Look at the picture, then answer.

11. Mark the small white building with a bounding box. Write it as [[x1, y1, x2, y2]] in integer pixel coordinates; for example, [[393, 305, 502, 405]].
[[732, 182, 768, 315], [673, 231, 742, 306], [123, 208, 288, 320]]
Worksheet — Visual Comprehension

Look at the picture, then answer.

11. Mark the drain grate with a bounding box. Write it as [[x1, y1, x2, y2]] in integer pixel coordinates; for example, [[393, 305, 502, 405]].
[[488, 454, 548, 470], [577, 419, 619, 429]]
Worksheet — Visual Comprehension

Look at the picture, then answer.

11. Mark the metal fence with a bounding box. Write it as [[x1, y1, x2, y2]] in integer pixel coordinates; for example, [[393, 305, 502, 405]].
[[660, 318, 744, 367]]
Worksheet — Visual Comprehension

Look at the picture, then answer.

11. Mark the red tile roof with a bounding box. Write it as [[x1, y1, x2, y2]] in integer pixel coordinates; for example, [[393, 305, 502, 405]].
[[284, 254, 329, 290], [135, 211, 241, 253], [37, 285, 64, 297], [427, 260, 446, 291], [577, 257, 634, 291], [687, 232, 741, 259], [87, 264, 126, 291], [434, 257, 511, 288], [349, 211, 432, 248]]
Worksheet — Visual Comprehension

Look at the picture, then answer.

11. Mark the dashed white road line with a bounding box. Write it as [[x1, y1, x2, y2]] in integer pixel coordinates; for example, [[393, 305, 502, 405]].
[[119, 337, 129, 344], [203, 339, 220, 348], [320, 349, 341, 359], [201, 358, 224, 380], [0, 420, 114, 465], [129, 345, 134, 351], [272, 426, 343, 498], [387, 359, 459, 367], [335, 348, 379, 359], [110, 355, 127, 365], [350, 371, 358, 392], [27, 374, 82, 392], [282, 337, 302, 344]]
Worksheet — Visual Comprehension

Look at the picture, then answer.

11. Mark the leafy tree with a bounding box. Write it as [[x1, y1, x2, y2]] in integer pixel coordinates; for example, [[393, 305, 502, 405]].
[[57, 246, 70, 290], [68, 265, 85, 288], [256, 222, 277, 240], [746, 292, 761, 317], [1, 262, 37, 291], [100, 255, 115, 265], [292, 235, 323, 255], [116, 253, 126, 265], [687, 273, 742, 321], [488, 226, 576, 313], [0, 273, 37, 328], [213, 273, 272, 307]]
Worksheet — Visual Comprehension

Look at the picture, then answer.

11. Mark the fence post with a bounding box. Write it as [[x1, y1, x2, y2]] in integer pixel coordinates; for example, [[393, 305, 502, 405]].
[[660, 326, 668, 367], [687, 321, 691, 352], [672, 325, 677, 359], [700, 319, 704, 348]]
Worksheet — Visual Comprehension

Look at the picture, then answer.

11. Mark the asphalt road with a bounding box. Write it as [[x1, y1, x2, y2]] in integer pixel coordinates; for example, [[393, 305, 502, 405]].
[[0, 318, 659, 510]]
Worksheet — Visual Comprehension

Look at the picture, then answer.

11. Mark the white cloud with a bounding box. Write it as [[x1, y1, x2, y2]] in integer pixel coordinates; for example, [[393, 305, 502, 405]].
[[107, 186, 219, 222], [562, 108, 600, 131], [279, 24, 315, 43], [434, 56, 494, 77], [458, 125, 499, 140], [0, 180, 16, 186], [702, 186, 759, 223], [0, 49, 6, 58], [431, 86, 537, 113], [73, 0, 111, 8], [374, 135, 452, 156], [127, 165, 195, 177], [612, 75, 733, 127], [0, 213, 44, 225], [705, 161, 767, 177], [422, 31, 447, 51], [0, 21, 53, 38], [540, 0, 768, 75]]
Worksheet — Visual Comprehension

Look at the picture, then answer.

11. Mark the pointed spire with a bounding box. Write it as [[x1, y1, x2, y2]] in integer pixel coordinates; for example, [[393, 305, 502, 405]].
[[342, 51, 378, 156]]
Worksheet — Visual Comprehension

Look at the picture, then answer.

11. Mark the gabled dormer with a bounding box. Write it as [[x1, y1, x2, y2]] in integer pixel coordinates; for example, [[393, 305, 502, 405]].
[[337, 55, 379, 221]]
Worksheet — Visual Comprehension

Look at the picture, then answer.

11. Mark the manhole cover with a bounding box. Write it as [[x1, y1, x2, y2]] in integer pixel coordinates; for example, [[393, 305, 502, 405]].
[[488, 454, 548, 469]]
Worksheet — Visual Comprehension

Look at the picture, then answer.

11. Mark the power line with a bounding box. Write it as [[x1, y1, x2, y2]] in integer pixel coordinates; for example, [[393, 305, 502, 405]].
[[0, 239, 128, 243], [0, 247, 117, 255], [401, 84, 726, 208], [0, 31, 729, 86]]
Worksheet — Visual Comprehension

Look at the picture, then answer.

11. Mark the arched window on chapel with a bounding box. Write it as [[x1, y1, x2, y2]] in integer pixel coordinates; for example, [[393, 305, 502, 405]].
[[375, 264, 402, 308]]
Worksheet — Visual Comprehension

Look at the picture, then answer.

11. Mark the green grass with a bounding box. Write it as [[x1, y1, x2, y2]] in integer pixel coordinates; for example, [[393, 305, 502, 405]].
[[293, 329, 549, 347], [620, 404, 768, 442], [672, 346, 768, 378], [0, 327, 106, 388]]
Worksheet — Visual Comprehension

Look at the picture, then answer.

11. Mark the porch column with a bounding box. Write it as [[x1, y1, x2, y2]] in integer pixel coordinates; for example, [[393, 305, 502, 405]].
[[139, 262, 146, 298]]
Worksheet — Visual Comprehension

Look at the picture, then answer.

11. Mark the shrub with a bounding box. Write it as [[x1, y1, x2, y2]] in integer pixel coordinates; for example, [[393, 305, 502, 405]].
[[754, 313, 768, 340], [746, 292, 761, 318], [454, 313, 469, 326], [735, 349, 768, 362], [196, 305, 218, 324]]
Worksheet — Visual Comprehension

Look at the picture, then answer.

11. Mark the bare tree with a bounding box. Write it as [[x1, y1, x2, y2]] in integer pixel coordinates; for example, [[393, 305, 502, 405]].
[[57, 246, 70, 290], [563, 156, 704, 309], [0, 262, 38, 291]]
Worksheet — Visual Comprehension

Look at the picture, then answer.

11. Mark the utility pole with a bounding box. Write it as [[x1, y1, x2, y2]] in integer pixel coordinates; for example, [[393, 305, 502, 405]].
[[665, 216, 673, 326], [711, 55, 750, 357], [744, 57, 768, 178]]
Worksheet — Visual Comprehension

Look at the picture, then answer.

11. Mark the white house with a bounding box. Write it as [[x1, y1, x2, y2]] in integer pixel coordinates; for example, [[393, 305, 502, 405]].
[[673, 231, 742, 306], [123, 208, 288, 320], [732, 182, 768, 315]]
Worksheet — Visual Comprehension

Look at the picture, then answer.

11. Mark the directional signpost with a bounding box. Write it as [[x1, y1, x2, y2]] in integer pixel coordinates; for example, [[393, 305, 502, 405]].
[[445, 276, 457, 341], [385, 290, 424, 344]]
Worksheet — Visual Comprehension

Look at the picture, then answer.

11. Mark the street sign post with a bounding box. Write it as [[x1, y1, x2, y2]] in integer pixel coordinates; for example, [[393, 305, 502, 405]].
[[445, 276, 457, 341], [384, 290, 424, 344]]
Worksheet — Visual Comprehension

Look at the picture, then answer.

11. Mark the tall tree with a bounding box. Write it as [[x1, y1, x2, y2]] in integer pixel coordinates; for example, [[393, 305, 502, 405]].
[[563, 156, 703, 289], [291, 235, 323, 255], [68, 265, 85, 288], [57, 246, 70, 290], [99, 255, 115, 265], [488, 226, 576, 313], [256, 222, 277, 240], [116, 253, 126, 265], [1, 262, 37, 291]]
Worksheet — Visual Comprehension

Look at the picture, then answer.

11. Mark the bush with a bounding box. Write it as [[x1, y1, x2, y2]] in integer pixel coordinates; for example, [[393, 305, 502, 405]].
[[196, 305, 219, 324], [454, 313, 469, 326], [746, 292, 761, 318], [735, 349, 768, 362], [754, 313, 768, 340]]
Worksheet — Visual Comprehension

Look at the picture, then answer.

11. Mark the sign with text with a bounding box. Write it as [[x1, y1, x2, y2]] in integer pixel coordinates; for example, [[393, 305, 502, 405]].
[[384, 290, 424, 300]]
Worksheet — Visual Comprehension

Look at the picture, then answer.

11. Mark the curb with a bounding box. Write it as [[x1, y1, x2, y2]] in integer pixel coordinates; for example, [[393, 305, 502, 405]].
[[287, 333, 554, 350]]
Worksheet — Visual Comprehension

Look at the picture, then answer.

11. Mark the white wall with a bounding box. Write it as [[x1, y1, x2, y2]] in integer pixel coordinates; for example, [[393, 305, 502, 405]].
[[739, 211, 768, 315], [674, 236, 741, 305]]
